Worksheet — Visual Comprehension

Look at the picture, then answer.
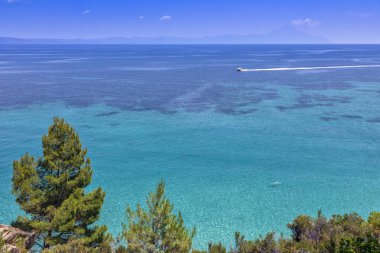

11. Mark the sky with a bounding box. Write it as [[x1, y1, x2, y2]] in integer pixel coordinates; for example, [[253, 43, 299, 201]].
[[0, 0, 379, 43]]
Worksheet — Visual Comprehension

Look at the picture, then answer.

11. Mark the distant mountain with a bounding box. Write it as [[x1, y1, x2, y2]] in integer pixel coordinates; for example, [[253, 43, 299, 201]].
[[0, 27, 330, 44]]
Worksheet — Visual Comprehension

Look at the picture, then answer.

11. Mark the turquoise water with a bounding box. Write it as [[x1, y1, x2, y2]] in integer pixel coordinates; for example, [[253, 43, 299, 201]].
[[1, 45, 380, 248]]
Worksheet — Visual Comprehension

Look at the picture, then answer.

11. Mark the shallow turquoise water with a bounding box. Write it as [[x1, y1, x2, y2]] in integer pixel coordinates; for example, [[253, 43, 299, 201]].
[[1, 45, 380, 248]]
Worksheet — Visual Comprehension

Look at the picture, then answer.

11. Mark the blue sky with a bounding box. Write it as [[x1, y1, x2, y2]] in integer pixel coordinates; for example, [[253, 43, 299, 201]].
[[0, 0, 379, 43]]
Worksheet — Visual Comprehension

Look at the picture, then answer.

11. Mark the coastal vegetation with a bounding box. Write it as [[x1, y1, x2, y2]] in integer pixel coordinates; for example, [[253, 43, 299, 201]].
[[123, 180, 195, 253], [3, 117, 380, 253], [11, 117, 109, 251]]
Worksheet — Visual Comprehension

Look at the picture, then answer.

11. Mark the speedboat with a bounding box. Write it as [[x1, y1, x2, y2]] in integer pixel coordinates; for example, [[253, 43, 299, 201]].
[[237, 67, 244, 72]]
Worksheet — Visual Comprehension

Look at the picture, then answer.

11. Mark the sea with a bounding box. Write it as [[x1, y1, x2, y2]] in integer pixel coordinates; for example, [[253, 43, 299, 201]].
[[0, 44, 380, 248]]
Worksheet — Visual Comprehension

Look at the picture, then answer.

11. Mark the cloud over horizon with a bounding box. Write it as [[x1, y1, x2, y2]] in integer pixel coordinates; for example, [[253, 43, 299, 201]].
[[159, 15, 171, 21], [291, 18, 319, 27], [81, 10, 91, 15]]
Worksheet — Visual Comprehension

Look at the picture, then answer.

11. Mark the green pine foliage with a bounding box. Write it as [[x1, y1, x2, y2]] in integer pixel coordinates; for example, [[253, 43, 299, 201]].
[[338, 235, 380, 253], [233, 232, 280, 253], [12, 117, 109, 250], [123, 180, 195, 253], [368, 211, 380, 236], [207, 242, 227, 253], [42, 239, 113, 253]]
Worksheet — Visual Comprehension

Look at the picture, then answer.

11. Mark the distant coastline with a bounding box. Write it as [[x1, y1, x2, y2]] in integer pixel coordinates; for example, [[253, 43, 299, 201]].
[[0, 26, 330, 44]]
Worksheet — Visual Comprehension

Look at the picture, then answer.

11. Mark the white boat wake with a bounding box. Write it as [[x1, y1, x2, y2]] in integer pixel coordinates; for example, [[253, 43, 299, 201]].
[[237, 64, 380, 72]]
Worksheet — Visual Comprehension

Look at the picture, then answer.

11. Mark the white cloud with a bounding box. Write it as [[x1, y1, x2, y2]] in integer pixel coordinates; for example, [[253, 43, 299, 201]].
[[347, 12, 371, 18], [139, 16, 144, 20], [291, 18, 319, 27], [358, 13, 371, 18], [159, 15, 171, 21], [82, 10, 91, 15], [6, 0, 18, 3]]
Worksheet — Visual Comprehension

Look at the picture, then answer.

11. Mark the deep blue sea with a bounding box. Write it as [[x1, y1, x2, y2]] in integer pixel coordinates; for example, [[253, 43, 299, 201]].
[[1, 45, 380, 248]]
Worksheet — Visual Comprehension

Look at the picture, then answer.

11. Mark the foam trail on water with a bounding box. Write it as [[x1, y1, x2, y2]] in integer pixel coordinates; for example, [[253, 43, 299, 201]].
[[239, 65, 380, 72]]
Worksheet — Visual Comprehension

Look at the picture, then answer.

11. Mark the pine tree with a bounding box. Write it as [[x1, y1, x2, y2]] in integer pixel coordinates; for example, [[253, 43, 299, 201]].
[[12, 117, 108, 250], [124, 181, 195, 253]]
